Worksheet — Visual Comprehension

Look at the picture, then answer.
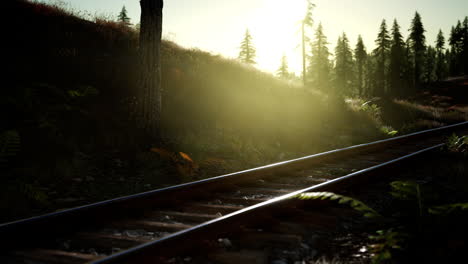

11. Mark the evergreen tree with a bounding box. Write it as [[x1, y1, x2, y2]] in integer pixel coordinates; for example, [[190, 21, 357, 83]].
[[435, 29, 447, 81], [277, 55, 290, 79], [424, 46, 437, 82], [354, 35, 367, 96], [238, 29, 256, 64], [373, 19, 391, 97], [462, 17, 468, 75], [402, 38, 415, 95], [449, 22, 463, 75], [389, 19, 405, 97], [301, 0, 315, 85], [409, 12, 426, 89], [365, 56, 378, 97], [334, 33, 354, 95], [309, 23, 331, 90], [118, 5, 132, 26]]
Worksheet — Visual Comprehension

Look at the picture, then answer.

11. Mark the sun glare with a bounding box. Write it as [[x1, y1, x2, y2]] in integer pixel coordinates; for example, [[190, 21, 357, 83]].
[[247, 0, 307, 73]]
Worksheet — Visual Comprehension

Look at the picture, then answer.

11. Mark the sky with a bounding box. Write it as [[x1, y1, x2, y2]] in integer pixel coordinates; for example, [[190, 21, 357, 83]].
[[40, 0, 467, 74]]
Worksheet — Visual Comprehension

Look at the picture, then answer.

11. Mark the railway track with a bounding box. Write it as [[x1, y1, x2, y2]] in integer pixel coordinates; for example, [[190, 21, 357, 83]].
[[1, 122, 467, 264]]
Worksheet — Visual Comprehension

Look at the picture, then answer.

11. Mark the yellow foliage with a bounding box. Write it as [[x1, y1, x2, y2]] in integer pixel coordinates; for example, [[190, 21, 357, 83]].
[[150, 148, 198, 179], [179, 152, 193, 163]]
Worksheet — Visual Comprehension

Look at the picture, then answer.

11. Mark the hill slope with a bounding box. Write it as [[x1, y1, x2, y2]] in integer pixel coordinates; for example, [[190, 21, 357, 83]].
[[1, 0, 383, 222]]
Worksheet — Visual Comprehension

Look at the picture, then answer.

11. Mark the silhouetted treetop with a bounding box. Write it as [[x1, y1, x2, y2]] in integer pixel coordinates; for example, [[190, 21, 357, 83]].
[[238, 29, 256, 64]]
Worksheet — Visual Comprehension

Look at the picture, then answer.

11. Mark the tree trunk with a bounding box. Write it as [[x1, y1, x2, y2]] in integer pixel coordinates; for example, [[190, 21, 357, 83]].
[[138, 0, 163, 142]]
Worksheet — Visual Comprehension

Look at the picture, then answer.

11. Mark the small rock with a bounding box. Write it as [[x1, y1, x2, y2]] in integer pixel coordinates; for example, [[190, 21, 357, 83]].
[[183, 257, 192, 262], [300, 243, 310, 250], [271, 260, 288, 264], [124, 230, 140, 238], [218, 238, 232, 247], [72, 178, 83, 182], [87, 248, 98, 256], [61, 240, 71, 250], [85, 176, 95, 182]]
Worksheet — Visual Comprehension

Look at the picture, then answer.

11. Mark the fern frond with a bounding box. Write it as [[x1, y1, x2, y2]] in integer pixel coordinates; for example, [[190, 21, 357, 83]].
[[0, 130, 21, 167], [297, 192, 382, 218], [22, 183, 49, 205], [429, 203, 468, 215]]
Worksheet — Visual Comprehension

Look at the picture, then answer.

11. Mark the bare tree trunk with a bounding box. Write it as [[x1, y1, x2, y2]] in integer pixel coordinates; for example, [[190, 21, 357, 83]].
[[138, 0, 163, 142]]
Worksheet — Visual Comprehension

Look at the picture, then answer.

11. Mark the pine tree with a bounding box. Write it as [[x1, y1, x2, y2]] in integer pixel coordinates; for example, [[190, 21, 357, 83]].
[[334, 33, 354, 95], [238, 29, 256, 64], [373, 19, 391, 97], [409, 12, 426, 89], [402, 38, 415, 95], [118, 5, 132, 26], [424, 46, 437, 82], [309, 23, 331, 90], [389, 19, 405, 97], [435, 29, 447, 81], [449, 22, 463, 75], [277, 55, 290, 79], [301, 0, 316, 85], [462, 17, 468, 75], [354, 35, 367, 96]]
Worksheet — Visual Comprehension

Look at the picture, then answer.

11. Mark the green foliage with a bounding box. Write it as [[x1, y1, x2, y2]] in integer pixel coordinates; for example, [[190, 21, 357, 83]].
[[354, 35, 368, 96], [0, 130, 21, 168], [297, 192, 382, 218], [21, 183, 49, 205], [296, 177, 468, 263], [390, 180, 420, 200], [238, 29, 256, 64], [429, 203, 468, 215], [334, 33, 355, 95], [446, 133, 467, 153], [308, 23, 331, 90], [67, 85, 99, 98], [389, 19, 407, 97], [276, 55, 290, 79], [302, 0, 316, 28], [409, 12, 426, 87], [372, 19, 391, 97], [379, 126, 398, 137], [360, 102, 381, 120], [117, 5, 131, 26], [369, 228, 408, 264]]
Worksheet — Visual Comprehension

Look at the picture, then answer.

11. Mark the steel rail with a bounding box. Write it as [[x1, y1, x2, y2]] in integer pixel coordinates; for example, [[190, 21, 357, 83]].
[[2, 121, 466, 234], [91, 143, 445, 263]]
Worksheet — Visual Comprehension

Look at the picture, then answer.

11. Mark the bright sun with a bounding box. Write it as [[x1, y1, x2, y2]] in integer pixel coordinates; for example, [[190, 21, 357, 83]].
[[247, 0, 308, 73]]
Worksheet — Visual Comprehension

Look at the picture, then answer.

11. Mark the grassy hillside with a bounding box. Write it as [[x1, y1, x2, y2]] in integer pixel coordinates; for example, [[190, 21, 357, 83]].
[[1, 0, 387, 222]]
